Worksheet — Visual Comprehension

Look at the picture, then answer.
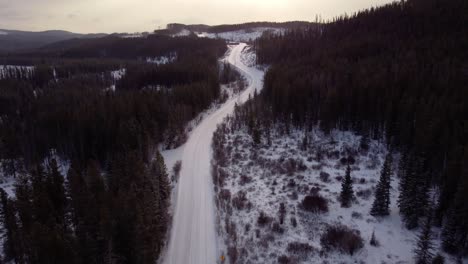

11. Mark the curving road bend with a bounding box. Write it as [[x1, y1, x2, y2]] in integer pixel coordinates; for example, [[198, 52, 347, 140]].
[[163, 43, 264, 264]]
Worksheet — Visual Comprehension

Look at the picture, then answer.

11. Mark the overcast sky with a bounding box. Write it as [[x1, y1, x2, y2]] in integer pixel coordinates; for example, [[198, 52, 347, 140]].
[[0, 0, 395, 33]]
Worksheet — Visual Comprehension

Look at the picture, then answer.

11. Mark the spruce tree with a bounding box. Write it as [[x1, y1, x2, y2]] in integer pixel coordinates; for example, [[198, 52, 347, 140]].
[[441, 176, 468, 255], [0, 189, 18, 262], [340, 165, 354, 208], [414, 211, 435, 264], [46, 159, 67, 228], [370, 153, 393, 216], [398, 154, 428, 229]]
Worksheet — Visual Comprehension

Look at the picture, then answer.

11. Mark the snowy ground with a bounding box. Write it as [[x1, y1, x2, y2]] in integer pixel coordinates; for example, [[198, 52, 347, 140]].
[[212, 124, 461, 263], [196, 27, 284, 42], [146, 53, 177, 65], [0, 65, 34, 79], [161, 43, 264, 264]]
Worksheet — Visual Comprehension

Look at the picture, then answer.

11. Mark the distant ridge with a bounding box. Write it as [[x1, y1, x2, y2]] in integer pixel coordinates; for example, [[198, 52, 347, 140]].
[[0, 29, 107, 52]]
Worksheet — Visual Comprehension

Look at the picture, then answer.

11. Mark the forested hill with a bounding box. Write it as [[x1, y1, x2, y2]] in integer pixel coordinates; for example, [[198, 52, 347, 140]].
[[0, 35, 229, 263], [253, 0, 468, 258]]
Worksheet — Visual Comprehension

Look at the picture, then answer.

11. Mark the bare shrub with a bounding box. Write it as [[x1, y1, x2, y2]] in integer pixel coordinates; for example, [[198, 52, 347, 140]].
[[370, 231, 379, 247], [239, 174, 252, 186], [310, 186, 321, 196], [271, 222, 284, 234], [232, 191, 248, 210], [287, 179, 296, 188], [351, 211, 363, 219], [285, 158, 297, 176], [228, 246, 238, 264], [289, 191, 298, 200], [320, 224, 364, 255], [278, 255, 291, 264], [300, 194, 328, 213], [291, 216, 297, 228], [278, 202, 286, 224], [356, 188, 373, 200], [297, 159, 307, 171], [245, 223, 251, 234], [432, 254, 445, 264], [328, 150, 340, 160], [311, 164, 322, 170], [319, 171, 330, 183], [172, 160, 182, 182], [287, 242, 315, 257], [220, 189, 231, 201], [257, 211, 272, 227]]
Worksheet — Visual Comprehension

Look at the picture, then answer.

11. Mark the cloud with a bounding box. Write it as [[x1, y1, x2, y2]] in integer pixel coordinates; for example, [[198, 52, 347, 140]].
[[0, 0, 397, 33]]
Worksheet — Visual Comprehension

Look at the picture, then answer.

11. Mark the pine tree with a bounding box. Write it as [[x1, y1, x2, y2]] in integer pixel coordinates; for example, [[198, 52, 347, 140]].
[[46, 159, 67, 228], [340, 165, 354, 208], [441, 175, 468, 255], [398, 153, 429, 229], [370, 153, 393, 216], [414, 212, 435, 264], [0, 189, 19, 262]]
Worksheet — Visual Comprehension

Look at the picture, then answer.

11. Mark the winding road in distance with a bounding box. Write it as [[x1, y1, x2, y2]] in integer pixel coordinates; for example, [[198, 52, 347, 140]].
[[163, 43, 264, 264]]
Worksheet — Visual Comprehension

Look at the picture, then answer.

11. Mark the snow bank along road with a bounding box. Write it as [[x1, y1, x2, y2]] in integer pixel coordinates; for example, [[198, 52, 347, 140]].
[[163, 43, 264, 264]]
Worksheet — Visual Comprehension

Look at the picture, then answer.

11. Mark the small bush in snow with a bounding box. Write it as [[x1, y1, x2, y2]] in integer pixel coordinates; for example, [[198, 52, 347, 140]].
[[287, 179, 296, 188], [290, 217, 297, 228], [356, 188, 373, 200], [278, 202, 287, 224], [239, 174, 252, 186], [271, 222, 284, 234], [300, 194, 328, 213], [232, 191, 248, 210], [228, 246, 238, 264], [287, 242, 315, 257], [289, 191, 298, 200], [432, 254, 445, 264], [370, 231, 379, 247], [172, 160, 182, 182], [257, 211, 272, 227], [320, 224, 364, 255], [219, 187, 230, 198], [277, 255, 292, 264], [351, 211, 363, 219], [319, 171, 330, 183]]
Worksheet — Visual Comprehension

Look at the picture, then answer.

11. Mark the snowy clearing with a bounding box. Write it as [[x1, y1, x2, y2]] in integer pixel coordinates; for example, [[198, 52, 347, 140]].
[[0, 65, 34, 79], [197, 27, 284, 42], [212, 123, 463, 263], [146, 54, 177, 65], [162, 43, 264, 264]]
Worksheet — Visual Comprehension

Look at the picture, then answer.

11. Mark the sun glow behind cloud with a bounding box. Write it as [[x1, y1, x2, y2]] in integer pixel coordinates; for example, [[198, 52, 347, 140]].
[[0, 0, 395, 33]]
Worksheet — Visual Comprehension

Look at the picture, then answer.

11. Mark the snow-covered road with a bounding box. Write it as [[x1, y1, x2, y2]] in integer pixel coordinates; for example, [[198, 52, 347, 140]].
[[163, 43, 264, 264]]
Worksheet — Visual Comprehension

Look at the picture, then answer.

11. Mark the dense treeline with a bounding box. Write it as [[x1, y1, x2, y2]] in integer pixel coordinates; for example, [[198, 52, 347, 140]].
[[252, 0, 467, 259], [156, 22, 316, 36], [40, 34, 226, 60], [0, 35, 227, 263], [0, 154, 169, 264]]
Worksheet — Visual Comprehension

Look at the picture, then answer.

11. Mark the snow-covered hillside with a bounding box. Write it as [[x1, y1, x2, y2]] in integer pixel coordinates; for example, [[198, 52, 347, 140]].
[[0, 65, 34, 79], [197, 27, 284, 42], [212, 124, 457, 263]]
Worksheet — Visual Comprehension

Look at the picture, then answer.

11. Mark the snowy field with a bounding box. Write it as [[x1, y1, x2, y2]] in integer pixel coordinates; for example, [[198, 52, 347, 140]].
[[212, 123, 462, 263], [196, 27, 284, 42], [0, 65, 34, 79]]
